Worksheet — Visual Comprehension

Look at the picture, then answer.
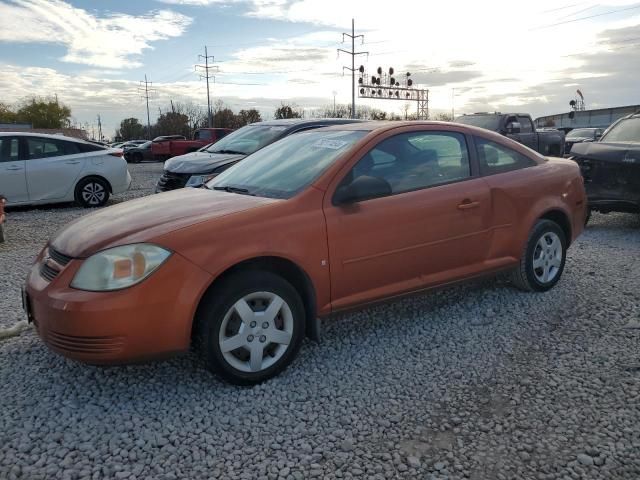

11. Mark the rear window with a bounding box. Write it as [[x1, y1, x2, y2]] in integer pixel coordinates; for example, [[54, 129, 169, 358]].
[[455, 115, 501, 131], [77, 142, 106, 153]]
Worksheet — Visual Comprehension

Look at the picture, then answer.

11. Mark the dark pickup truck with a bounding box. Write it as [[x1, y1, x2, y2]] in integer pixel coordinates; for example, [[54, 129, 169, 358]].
[[455, 112, 565, 156]]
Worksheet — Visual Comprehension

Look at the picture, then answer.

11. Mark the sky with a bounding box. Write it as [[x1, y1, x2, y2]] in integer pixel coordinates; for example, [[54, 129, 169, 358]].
[[1, 0, 639, 139]]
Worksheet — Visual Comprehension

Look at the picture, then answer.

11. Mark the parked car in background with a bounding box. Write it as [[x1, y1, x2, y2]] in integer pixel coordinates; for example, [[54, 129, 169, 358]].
[[569, 112, 640, 219], [25, 121, 586, 384], [0, 133, 131, 208], [455, 112, 565, 156], [123, 141, 154, 163], [156, 119, 363, 192], [151, 128, 232, 161], [0, 194, 6, 243], [121, 140, 147, 151], [563, 128, 604, 156]]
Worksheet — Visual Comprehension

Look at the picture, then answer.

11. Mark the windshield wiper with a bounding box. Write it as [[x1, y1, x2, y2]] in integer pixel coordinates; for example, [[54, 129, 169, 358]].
[[212, 149, 247, 155], [212, 185, 254, 195]]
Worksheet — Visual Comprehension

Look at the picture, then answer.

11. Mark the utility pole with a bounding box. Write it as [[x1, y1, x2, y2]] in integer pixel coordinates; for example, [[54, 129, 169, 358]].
[[338, 19, 368, 119], [138, 75, 155, 139], [196, 46, 218, 127], [332, 90, 337, 117], [451, 88, 455, 120], [97, 114, 102, 142]]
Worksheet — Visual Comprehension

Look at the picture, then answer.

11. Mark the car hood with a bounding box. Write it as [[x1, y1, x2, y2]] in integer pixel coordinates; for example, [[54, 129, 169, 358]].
[[50, 188, 277, 258], [570, 141, 640, 164], [164, 151, 246, 174]]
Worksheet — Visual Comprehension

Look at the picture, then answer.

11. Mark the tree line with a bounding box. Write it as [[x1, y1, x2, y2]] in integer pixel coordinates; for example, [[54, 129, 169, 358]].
[[0, 97, 72, 129], [115, 100, 262, 141]]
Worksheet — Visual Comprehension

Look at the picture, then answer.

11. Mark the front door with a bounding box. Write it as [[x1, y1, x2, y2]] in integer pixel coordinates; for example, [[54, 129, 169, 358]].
[[323, 128, 492, 311], [0, 136, 28, 204]]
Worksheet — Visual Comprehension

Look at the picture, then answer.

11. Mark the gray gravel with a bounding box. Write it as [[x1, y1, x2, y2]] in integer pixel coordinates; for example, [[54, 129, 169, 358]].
[[1, 163, 640, 479]]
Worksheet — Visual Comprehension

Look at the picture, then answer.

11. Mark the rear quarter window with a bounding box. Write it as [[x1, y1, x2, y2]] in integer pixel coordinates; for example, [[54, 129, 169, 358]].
[[475, 136, 536, 175]]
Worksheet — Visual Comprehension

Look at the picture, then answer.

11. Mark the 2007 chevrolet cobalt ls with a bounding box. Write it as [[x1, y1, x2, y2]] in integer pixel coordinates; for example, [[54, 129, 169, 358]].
[[24, 122, 586, 384]]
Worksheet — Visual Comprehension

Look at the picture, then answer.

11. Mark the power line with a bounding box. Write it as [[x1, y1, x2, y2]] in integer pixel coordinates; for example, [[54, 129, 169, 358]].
[[195, 46, 219, 127], [531, 4, 640, 30], [338, 18, 368, 119]]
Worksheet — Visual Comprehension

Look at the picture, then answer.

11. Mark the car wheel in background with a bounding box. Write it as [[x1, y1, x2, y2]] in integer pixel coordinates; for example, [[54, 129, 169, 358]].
[[194, 270, 306, 385], [132, 152, 143, 163], [511, 219, 567, 292], [75, 177, 110, 208], [584, 208, 592, 226]]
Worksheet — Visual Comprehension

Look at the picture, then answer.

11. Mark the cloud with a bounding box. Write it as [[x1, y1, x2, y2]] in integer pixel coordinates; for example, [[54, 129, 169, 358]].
[[0, 0, 192, 69]]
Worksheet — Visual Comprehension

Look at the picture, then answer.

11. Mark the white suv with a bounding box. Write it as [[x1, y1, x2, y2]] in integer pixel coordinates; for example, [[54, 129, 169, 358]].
[[0, 133, 131, 208]]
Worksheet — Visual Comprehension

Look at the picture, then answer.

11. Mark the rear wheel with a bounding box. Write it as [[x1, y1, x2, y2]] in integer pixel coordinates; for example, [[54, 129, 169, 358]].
[[75, 177, 110, 208], [132, 152, 143, 163], [194, 271, 305, 385], [511, 219, 567, 292]]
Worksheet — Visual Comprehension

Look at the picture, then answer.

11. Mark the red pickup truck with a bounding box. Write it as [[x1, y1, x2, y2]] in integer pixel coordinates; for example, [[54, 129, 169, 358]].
[[151, 128, 233, 161]]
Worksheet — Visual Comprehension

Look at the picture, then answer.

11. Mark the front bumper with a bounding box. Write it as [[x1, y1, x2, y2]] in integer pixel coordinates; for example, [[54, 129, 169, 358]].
[[155, 171, 191, 193], [24, 247, 212, 364]]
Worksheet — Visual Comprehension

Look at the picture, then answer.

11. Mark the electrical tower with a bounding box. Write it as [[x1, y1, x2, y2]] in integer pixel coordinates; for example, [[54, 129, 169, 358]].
[[196, 46, 219, 127], [338, 19, 368, 119], [138, 75, 156, 139]]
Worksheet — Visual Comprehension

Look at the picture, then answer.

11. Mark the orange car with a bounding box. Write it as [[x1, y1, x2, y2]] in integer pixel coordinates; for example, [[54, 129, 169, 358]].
[[24, 122, 586, 384]]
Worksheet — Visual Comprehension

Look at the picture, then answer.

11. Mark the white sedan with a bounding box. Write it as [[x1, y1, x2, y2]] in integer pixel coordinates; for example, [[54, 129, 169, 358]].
[[0, 133, 131, 208]]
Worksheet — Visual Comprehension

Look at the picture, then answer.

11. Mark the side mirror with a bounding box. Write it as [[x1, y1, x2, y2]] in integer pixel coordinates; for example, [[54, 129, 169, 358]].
[[595, 132, 602, 140], [333, 175, 392, 205], [506, 122, 521, 134]]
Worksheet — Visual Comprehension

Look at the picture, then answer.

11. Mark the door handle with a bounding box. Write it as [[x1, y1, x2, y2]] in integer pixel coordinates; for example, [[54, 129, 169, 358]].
[[6, 166, 22, 171], [65, 161, 81, 165], [458, 199, 480, 210]]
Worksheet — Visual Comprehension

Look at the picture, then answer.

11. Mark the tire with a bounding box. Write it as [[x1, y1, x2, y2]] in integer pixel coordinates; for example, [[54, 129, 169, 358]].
[[132, 152, 142, 164], [75, 177, 110, 208], [194, 270, 306, 385], [511, 219, 567, 292], [584, 208, 592, 226], [0, 224, 4, 243]]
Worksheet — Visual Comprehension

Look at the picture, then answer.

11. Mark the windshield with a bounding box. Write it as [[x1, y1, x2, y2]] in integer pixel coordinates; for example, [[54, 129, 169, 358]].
[[140, 141, 152, 148], [455, 115, 501, 131], [208, 129, 367, 199], [601, 117, 640, 143], [567, 129, 595, 139], [205, 124, 287, 155]]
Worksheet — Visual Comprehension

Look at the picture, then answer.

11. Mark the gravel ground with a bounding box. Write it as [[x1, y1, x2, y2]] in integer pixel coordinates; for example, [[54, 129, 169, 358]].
[[1, 163, 639, 480]]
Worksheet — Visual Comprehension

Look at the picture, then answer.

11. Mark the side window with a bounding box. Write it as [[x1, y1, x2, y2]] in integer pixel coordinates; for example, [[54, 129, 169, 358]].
[[62, 141, 80, 155], [197, 130, 212, 140], [77, 143, 105, 153], [517, 116, 533, 133], [0, 137, 20, 162], [344, 131, 471, 197], [475, 136, 536, 175], [26, 138, 65, 159]]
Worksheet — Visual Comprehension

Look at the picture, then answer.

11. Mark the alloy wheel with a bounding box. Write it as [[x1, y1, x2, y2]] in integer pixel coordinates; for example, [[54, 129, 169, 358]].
[[81, 182, 106, 206]]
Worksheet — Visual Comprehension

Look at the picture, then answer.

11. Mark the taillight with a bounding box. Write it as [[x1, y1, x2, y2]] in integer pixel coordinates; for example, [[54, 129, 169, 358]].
[[109, 151, 124, 157]]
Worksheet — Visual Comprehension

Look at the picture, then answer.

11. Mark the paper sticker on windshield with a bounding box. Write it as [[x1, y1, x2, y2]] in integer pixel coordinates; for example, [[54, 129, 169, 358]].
[[312, 139, 348, 149]]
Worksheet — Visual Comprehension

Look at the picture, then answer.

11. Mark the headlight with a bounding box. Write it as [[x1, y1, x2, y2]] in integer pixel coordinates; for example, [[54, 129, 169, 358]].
[[186, 173, 219, 188], [71, 244, 171, 291]]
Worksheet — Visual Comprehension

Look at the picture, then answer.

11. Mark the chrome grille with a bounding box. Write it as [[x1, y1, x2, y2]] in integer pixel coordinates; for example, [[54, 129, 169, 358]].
[[156, 171, 190, 192]]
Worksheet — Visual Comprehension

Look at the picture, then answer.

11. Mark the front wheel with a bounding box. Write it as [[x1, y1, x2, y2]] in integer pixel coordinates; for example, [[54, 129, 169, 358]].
[[511, 219, 567, 292], [194, 271, 305, 385], [75, 177, 110, 208]]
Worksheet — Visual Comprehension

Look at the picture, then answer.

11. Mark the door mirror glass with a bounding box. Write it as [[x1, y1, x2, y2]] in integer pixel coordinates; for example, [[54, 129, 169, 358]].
[[505, 122, 521, 134], [334, 175, 392, 205]]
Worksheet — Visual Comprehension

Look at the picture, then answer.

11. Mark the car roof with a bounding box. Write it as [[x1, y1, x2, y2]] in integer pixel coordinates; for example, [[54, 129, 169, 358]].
[[0, 131, 96, 144], [249, 118, 364, 128]]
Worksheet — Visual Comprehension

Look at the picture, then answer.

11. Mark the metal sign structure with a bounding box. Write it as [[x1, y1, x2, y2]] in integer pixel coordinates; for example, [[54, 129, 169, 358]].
[[357, 66, 429, 120]]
